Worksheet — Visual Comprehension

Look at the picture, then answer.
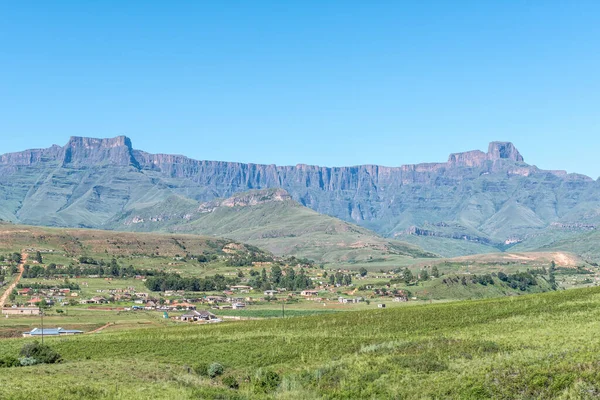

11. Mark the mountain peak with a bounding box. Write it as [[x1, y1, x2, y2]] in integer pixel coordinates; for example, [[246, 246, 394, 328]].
[[487, 141, 524, 162], [63, 135, 139, 168]]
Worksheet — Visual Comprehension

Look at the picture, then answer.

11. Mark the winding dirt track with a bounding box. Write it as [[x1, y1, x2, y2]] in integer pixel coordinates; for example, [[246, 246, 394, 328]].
[[0, 251, 27, 309], [86, 322, 114, 334]]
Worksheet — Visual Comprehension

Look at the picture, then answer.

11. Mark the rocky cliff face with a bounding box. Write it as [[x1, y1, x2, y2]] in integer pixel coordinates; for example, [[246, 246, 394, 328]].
[[62, 136, 140, 168], [0, 136, 598, 254]]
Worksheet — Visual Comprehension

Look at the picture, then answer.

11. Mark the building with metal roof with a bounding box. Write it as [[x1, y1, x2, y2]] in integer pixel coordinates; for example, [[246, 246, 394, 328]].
[[22, 327, 84, 337]]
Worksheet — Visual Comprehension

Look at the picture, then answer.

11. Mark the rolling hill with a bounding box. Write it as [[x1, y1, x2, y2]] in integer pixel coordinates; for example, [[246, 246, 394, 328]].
[[106, 188, 437, 264]]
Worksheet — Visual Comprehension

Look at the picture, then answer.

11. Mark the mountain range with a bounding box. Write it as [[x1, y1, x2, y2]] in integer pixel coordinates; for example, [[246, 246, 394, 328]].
[[1, 136, 599, 260]]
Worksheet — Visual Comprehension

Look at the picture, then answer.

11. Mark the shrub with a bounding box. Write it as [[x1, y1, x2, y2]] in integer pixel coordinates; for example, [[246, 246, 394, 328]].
[[19, 341, 62, 364], [253, 369, 281, 394], [193, 362, 209, 377], [19, 357, 39, 366], [222, 375, 239, 389], [208, 362, 225, 378], [0, 356, 20, 368]]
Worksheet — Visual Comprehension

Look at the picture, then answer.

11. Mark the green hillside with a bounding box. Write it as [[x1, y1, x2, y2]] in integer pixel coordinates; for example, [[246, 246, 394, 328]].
[[2, 287, 600, 398], [108, 189, 437, 265], [514, 229, 600, 263]]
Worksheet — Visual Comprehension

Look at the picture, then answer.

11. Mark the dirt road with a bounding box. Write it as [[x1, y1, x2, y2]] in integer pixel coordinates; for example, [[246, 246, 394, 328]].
[[0, 251, 27, 309]]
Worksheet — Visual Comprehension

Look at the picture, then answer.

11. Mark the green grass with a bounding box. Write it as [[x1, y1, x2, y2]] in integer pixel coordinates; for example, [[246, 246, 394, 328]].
[[3, 287, 600, 398]]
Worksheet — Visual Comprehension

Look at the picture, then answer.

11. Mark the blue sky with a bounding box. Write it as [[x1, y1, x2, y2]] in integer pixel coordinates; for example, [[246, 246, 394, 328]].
[[1, 1, 599, 178]]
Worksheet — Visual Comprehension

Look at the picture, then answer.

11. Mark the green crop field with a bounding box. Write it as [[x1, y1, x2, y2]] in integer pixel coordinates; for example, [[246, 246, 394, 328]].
[[2, 287, 600, 399]]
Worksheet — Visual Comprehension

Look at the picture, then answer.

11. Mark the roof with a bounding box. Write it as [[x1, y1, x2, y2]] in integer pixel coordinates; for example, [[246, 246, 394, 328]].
[[181, 310, 215, 318], [25, 327, 83, 336]]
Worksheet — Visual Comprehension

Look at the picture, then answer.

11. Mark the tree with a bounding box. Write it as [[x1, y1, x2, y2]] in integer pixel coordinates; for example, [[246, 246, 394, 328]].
[[431, 266, 440, 278], [270, 266, 283, 284], [403, 268, 413, 285], [549, 271, 557, 288], [419, 269, 429, 281], [11, 253, 21, 264], [358, 267, 368, 277], [343, 274, 352, 286], [34, 251, 43, 264]]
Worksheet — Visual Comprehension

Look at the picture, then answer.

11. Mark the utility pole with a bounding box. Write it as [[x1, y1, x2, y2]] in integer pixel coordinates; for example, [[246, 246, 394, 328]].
[[40, 305, 44, 345]]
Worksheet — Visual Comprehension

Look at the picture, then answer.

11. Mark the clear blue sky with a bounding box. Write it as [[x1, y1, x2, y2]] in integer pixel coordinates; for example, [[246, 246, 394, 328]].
[[1, 1, 599, 178]]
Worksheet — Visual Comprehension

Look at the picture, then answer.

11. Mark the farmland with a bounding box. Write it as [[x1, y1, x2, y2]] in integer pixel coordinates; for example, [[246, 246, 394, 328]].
[[2, 287, 600, 398], [2, 223, 600, 398]]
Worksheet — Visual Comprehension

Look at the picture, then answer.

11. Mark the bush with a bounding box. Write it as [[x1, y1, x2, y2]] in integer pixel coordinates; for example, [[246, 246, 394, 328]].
[[208, 362, 224, 378], [253, 369, 281, 394], [193, 362, 209, 377], [0, 356, 20, 368], [19, 357, 39, 366], [222, 375, 239, 389], [19, 341, 62, 364]]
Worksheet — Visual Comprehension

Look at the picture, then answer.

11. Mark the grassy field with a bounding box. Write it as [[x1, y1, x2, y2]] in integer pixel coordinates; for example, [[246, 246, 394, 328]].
[[2, 287, 600, 398]]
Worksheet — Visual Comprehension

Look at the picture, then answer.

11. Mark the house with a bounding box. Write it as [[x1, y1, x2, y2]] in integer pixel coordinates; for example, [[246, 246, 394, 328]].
[[393, 296, 407, 302], [378, 304, 386, 308], [144, 301, 157, 310], [180, 310, 221, 323], [232, 302, 246, 309], [301, 290, 319, 297], [172, 302, 196, 310], [27, 297, 43, 306], [17, 288, 32, 296], [338, 297, 361, 304], [230, 285, 252, 291], [263, 290, 278, 296], [205, 296, 226, 304], [23, 327, 83, 337], [2, 307, 40, 316]]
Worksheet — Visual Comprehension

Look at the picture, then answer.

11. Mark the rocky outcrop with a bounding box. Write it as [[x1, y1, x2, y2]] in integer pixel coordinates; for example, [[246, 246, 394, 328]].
[[0, 145, 63, 167], [488, 141, 524, 162], [198, 189, 292, 212], [401, 226, 495, 245], [63, 136, 140, 168]]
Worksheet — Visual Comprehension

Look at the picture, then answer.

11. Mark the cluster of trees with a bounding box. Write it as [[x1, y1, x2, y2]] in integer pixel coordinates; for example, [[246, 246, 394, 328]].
[[388, 266, 440, 285], [248, 266, 313, 291], [0, 253, 21, 264], [16, 282, 80, 290], [497, 271, 539, 290], [24, 258, 148, 279], [145, 273, 239, 292], [226, 253, 274, 267], [326, 272, 352, 286]]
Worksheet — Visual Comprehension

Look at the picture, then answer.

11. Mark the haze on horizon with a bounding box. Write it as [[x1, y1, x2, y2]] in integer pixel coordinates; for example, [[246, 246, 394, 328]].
[[1, 2, 599, 178]]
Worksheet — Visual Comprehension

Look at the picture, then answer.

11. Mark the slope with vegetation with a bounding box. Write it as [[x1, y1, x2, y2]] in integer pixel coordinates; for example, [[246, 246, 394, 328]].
[[2, 287, 600, 398], [108, 188, 437, 265]]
